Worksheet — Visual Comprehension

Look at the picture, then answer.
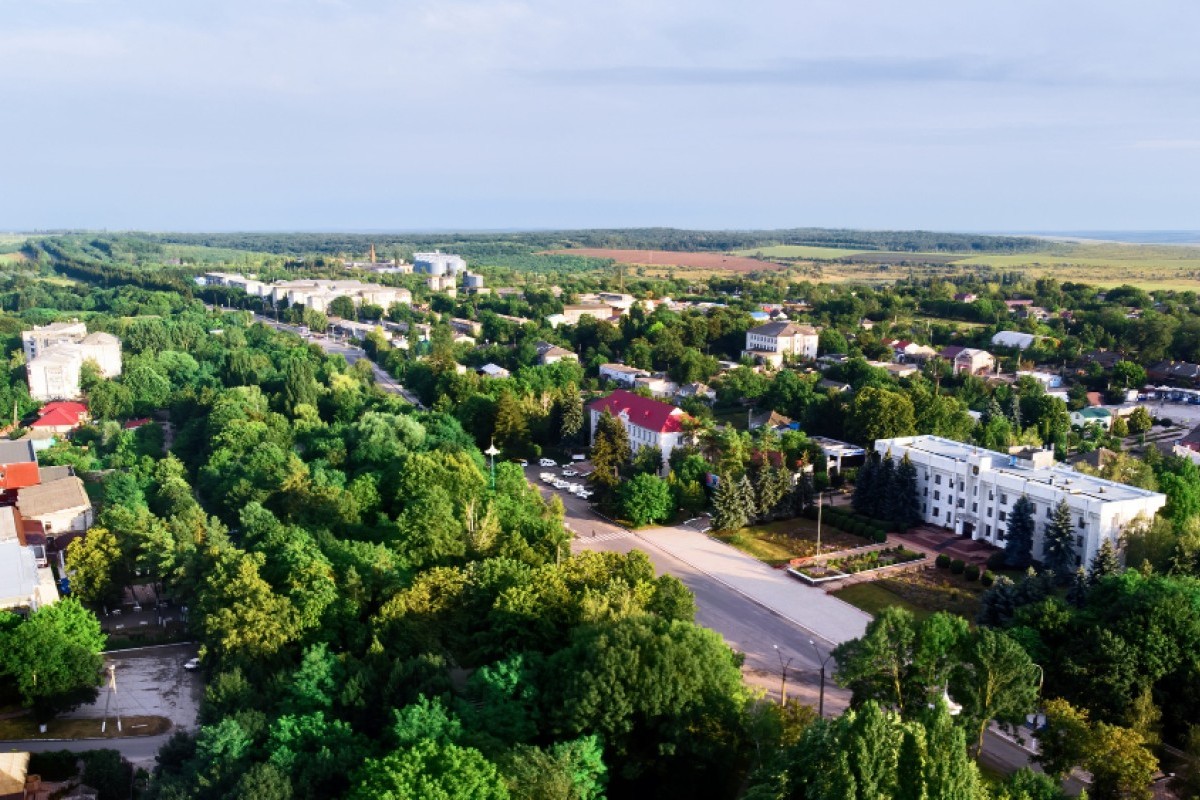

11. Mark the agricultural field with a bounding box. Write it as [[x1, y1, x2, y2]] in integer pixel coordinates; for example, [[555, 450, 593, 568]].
[[543, 247, 786, 272], [732, 244, 870, 260]]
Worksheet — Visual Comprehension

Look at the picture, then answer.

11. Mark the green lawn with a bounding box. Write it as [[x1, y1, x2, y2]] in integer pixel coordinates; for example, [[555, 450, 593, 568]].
[[834, 582, 933, 622], [715, 519, 868, 566], [834, 569, 985, 621]]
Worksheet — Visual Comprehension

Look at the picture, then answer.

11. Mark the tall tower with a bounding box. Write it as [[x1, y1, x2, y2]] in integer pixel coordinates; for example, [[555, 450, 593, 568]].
[[368, 244, 377, 263]]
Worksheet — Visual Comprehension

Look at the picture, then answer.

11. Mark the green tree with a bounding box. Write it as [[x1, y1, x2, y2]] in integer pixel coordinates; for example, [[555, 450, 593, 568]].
[[1086, 722, 1157, 800], [845, 387, 917, 445], [589, 410, 631, 491], [349, 738, 509, 800], [890, 454, 921, 529], [950, 627, 1040, 756], [328, 295, 357, 320], [852, 451, 880, 517], [712, 472, 750, 532], [493, 390, 529, 454], [630, 444, 664, 477], [992, 768, 1073, 800], [1034, 697, 1092, 779], [619, 474, 674, 527], [1126, 406, 1152, 435], [1041, 500, 1076, 582], [1089, 539, 1121, 584], [0, 597, 105, 721], [834, 606, 917, 713], [501, 736, 607, 800], [282, 357, 320, 416], [1004, 495, 1036, 570], [559, 385, 584, 442], [65, 526, 130, 607]]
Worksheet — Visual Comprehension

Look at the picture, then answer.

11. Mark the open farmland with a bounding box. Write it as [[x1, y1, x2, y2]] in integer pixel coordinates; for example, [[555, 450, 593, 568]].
[[733, 244, 870, 259], [542, 247, 785, 272]]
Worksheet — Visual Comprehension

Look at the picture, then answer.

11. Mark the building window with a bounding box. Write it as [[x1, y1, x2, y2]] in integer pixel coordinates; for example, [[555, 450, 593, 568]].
[[972, 503, 978, 512], [985, 525, 992, 536], [935, 475, 942, 485], [957, 499, 965, 508], [924, 488, 929, 496], [1078, 517, 1086, 529], [999, 511, 1007, 521], [999, 493, 1008, 505], [934, 491, 941, 501], [922, 504, 927, 514], [933, 507, 940, 518], [1029, 504, 1037, 515], [1076, 535, 1084, 547], [988, 491, 995, 501]]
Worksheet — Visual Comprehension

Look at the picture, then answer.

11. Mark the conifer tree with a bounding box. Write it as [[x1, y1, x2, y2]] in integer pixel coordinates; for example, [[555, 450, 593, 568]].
[[559, 384, 584, 442], [853, 452, 880, 516], [1003, 495, 1036, 570], [754, 465, 785, 522], [1089, 539, 1121, 584], [1008, 393, 1022, 431], [589, 410, 631, 491], [738, 473, 758, 523], [1066, 566, 1089, 608], [1041, 500, 1076, 582], [877, 455, 897, 520], [712, 472, 750, 532], [888, 454, 921, 529]]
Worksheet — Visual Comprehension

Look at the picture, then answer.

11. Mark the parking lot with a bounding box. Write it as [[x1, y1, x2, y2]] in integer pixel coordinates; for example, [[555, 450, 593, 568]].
[[530, 457, 595, 502], [67, 643, 203, 732]]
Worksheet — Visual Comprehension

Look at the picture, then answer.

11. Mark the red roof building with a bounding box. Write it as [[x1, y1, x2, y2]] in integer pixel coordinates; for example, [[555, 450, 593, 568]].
[[587, 390, 689, 474], [30, 401, 89, 433], [0, 440, 40, 492]]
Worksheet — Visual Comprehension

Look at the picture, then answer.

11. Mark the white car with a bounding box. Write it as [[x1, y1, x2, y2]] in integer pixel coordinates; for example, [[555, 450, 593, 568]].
[[540, 473, 555, 482], [539, 458, 558, 467], [183, 657, 201, 671], [579, 490, 594, 499], [561, 469, 578, 477]]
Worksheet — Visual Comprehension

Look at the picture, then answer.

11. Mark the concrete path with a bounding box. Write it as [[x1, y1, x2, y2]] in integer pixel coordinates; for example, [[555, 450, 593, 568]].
[[636, 526, 871, 644]]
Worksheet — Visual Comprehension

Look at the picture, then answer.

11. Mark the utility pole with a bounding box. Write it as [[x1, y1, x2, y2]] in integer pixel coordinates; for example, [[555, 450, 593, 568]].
[[810, 640, 834, 718], [101, 664, 121, 733], [773, 645, 794, 706]]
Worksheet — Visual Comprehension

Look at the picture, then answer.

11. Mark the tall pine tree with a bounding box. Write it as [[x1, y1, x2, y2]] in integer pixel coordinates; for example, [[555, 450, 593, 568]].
[[876, 455, 897, 521], [853, 452, 880, 517], [1003, 495, 1036, 570], [712, 472, 751, 532], [558, 384, 584, 442], [1089, 539, 1121, 584], [589, 409, 631, 491], [1041, 500, 1076, 582], [890, 454, 921, 530]]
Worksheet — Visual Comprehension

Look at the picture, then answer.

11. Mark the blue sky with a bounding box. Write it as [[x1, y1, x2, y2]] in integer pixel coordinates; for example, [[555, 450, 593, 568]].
[[2, 0, 1198, 232]]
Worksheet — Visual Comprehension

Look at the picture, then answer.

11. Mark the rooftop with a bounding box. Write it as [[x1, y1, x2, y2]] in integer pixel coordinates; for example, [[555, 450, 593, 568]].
[[588, 389, 686, 434], [878, 435, 1164, 504], [748, 321, 818, 337], [17, 476, 91, 517], [0, 440, 37, 465]]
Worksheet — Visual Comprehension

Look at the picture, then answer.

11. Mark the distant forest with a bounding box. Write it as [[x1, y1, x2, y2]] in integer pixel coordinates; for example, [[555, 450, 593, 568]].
[[136, 228, 1044, 256]]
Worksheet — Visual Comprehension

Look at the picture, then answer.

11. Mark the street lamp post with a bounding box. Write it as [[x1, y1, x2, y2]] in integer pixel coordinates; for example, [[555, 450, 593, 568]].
[[484, 441, 500, 490], [810, 639, 835, 718], [773, 645, 795, 706]]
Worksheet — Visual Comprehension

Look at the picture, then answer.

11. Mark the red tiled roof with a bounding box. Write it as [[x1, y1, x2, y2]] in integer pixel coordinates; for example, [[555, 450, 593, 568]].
[[588, 389, 686, 434], [31, 402, 89, 429], [123, 418, 152, 429]]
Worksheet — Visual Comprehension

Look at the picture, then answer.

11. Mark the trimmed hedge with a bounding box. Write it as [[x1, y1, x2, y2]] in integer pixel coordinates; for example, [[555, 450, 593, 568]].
[[950, 559, 966, 575], [986, 551, 1008, 571], [964, 564, 981, 581], [980, 570, 996, 587], [935, 554, 951, 569]]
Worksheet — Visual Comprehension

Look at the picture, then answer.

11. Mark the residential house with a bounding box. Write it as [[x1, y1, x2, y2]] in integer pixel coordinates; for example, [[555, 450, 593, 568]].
[[1004, 299, 1034, 313], [748, 409, 795, 432], [450, 318, 484, 337], [0, 506, 58, 611], [588, 390, 688, 473], [675, 382, 716, 403], [885, 339, 938, 364], [939, 346, 994, 375], [742, 321, 820, 367], [1148, 360, 1200, 386], [1179, 423, 1200, 453], [29, 401, 89, 435], [1080, 350, 1122, 370], [954, 292, 978, 303], [17, 476, 94, 540], [0, 441, 42, 493], [634, 374, 678, 399], [598, 363, 651, 387], [0, 751, 34, 800], [1070, 407, 1113, 429], [1016, 370, 1064, 389], [534, 342, 578, 365], [876, 435, 1166, 567], [810, 436, 866, 476], [478, 363, 511, 379], [561, 304, 620, 325]]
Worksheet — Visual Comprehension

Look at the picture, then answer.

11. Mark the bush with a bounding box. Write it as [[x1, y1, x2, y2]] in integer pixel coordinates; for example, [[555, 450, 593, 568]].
[[29, 750, 79, 781], [986, 550, 1008, 571], [980, 570, 995, 587], [936, 554, 951, 569], [872, 530, 887, 544], [964, 564, 981, 581], [950, 559, 966, 574]]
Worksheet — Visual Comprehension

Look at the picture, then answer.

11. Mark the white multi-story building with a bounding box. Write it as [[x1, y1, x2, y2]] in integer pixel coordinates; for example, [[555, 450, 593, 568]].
[[743, 321, 820, 366], [24, 324, 122, 401], [588, 389, 688, 474], [875, 435, 1166, 568]]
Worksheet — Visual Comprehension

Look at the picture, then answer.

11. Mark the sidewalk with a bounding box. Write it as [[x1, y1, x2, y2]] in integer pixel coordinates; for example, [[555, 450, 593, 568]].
[[636, 526, 871, 645]]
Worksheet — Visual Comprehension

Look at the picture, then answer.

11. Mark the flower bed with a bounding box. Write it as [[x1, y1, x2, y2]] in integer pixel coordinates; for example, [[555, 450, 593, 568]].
[[825, 546, 923, 574], [788, 545, 926, 585]]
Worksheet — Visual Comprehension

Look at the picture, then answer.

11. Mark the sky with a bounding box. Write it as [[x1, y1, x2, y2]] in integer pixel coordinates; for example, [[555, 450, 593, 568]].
[[2, 0, 1199, 232]]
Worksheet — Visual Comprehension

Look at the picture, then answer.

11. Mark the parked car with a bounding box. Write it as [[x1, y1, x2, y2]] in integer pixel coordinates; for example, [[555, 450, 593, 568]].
[[539, 458, 557, 467], [561, 469, 578, 477], [184, 657, 202, 671]]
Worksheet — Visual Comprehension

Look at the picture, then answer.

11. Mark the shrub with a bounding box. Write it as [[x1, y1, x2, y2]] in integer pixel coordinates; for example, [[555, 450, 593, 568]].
[[986, 551, 1008, 571], [950, 559, 966, 574], [980, 570, 995, 587], [873, 530, 887, 544], [935, 554, 951, 569], [964, 564, 981, 581]]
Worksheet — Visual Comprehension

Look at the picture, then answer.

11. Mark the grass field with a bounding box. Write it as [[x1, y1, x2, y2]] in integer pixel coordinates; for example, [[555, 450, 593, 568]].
[[733, 244, 870, 260], [834, 569, 984, 621], [715, 519, 867, 566], [0, 713, 171, 740]]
